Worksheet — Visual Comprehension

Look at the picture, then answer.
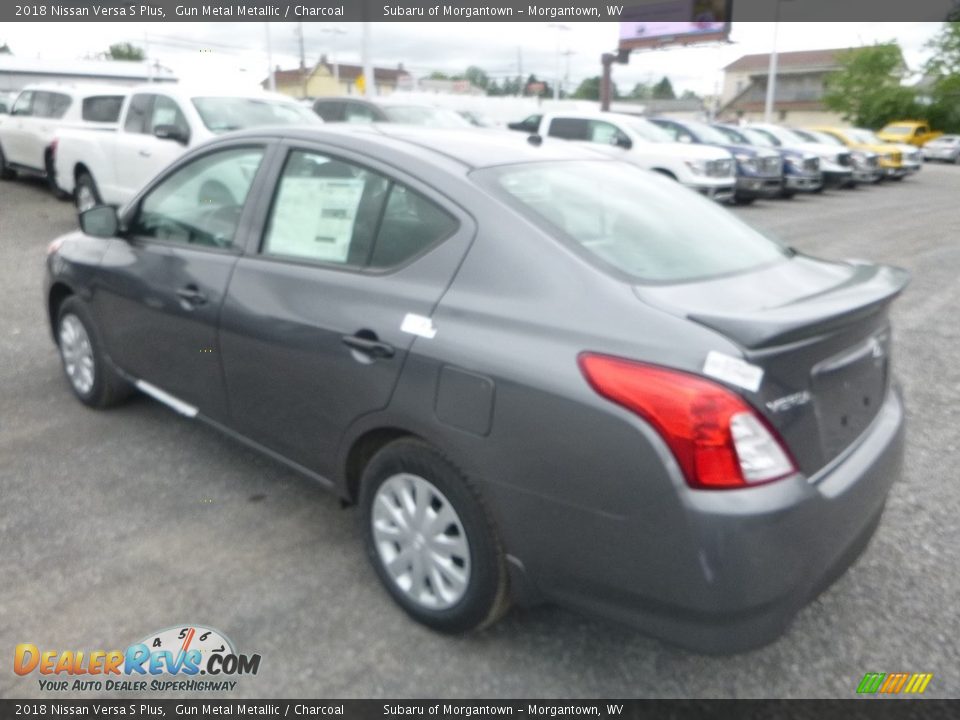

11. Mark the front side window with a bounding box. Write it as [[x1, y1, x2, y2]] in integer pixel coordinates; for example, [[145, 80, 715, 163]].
[[478, 160, 787, 284], [313, 101, 344, 122], [149, 95, 189, 138], [262, 149, 457, 269], [130, 147, 265, 249], [82, 95, 125, 123], [547, 118, 589, 140], [124, 94, 154, 134]]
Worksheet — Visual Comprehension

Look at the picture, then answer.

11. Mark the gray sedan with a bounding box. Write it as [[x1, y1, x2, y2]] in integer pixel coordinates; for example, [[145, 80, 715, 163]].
[[43, 126, 907, 653], [922, 134, 960, 163]]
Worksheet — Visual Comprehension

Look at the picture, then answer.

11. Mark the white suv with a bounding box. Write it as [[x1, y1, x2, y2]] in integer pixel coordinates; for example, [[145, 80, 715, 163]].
[[0, 84, 126, 193], [513, 111, 736, 202]]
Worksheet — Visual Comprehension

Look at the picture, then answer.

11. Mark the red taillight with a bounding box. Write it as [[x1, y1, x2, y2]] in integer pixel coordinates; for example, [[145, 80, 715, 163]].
[[49, 138, 58, 158], [578, 353, 797, 490]]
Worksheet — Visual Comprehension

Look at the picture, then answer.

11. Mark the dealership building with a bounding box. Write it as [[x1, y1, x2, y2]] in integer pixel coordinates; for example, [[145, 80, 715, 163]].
[[0, 56, 176, 92]]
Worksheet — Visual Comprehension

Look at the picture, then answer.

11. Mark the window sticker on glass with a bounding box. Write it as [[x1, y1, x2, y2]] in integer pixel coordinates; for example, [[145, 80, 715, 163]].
[[268, 176, 366, 263]]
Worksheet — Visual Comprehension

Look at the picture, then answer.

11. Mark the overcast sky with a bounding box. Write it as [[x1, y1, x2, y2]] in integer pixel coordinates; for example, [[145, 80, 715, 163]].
[[1, 21, 944, 96]]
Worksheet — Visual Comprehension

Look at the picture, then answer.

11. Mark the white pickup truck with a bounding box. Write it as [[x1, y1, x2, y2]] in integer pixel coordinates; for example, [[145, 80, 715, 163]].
[[509, 111, 736, 202], [54, 84, 320, 212]]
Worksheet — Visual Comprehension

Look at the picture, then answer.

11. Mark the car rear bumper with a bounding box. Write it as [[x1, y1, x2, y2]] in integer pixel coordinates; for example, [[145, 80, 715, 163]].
[[524, 387, 904, 654]]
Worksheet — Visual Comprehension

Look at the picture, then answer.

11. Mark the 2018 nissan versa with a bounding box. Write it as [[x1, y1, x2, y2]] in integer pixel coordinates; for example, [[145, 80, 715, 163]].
[[44, 126, 907, 653]]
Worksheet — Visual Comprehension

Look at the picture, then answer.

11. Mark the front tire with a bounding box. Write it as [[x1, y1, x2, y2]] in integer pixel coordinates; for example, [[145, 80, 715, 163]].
[[74, 170, 101, 213], [360, 439, 510, 634], [56, 297, 132, 408]]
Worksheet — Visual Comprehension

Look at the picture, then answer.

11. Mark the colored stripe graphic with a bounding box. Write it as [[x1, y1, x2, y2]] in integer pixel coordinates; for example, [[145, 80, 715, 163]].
[[857, 672, 932, 694]]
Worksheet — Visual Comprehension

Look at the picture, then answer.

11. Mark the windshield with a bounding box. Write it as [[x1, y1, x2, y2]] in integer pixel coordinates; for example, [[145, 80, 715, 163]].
[[851, 129, 883, 144], [761, 125, 806, 145], [712, 125, 750, 145], [476, 160, 787, 284], [383, 105, 473, 128], [881, 125, 913, 136], [191, 97, 318, 132], [625, 117, 672, 143], [683, 120, 734, 145], [740, 127, 776, 147], [796, 129, 844, 146]]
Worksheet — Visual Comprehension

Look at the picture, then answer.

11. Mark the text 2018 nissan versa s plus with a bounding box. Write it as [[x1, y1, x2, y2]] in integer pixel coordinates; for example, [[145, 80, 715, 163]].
[[44, 126, 907, 653]]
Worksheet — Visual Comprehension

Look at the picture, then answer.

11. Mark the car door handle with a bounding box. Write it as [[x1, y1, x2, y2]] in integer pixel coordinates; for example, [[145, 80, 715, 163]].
[[341, 333, 395, 359], [139, 149, 152, 158], [176, 286, 207, 307]]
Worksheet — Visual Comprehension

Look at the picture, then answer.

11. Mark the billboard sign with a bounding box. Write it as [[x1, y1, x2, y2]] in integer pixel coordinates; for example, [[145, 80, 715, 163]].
[[618, 1, 732, 51]]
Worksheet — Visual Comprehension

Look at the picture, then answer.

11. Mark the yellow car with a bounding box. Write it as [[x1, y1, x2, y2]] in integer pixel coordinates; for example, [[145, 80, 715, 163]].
[[808, 126, 907, 180], [877, 121, 943, 147]]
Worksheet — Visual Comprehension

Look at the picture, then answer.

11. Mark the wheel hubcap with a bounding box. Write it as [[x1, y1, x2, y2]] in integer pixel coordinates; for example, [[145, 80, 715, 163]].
[[372, 473, 471, 610], [59, 314, 95, 395], [77, 185, 95, 212]]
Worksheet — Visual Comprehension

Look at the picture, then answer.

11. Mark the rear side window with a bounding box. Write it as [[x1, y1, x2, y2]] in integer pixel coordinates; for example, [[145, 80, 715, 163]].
[[344, 102, 377, 123], [478, 160, 787, 284], [548, 118, 589, 140], [11, 91, 34, 116], [124, 94, 154, 134], [82, 96, 124, 123], [262, 149, 457, 269]]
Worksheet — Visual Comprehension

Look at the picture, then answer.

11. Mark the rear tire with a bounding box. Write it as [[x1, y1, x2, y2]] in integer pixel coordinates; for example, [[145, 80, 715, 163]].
[[55, 296, 133, 408], [0, 144, 15, 180], [779, 188, 797, 199], [734, 195, 756, 206], [75, 171, 101, 213], [360, 439, 510, 634]]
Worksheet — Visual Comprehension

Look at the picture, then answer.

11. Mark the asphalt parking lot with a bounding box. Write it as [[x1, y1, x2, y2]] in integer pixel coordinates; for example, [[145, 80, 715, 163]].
[[2, 166, 959, 700]]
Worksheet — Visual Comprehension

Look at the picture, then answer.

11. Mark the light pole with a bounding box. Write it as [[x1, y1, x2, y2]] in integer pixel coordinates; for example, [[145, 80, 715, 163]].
[[264, 23, 275, 91], [763, 1, 791, 123], [320, 26, 347, 92], [548, 23, 570, 100]]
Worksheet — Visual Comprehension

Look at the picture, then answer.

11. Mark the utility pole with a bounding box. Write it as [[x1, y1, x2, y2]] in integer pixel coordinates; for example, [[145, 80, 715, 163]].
[[516, 46, 523, 97], [548, 23, 571, 101], [296, 22, 308, 98], [320, 26, 347, 92], [361, 22, 374, 98], [264, 23, 275, 91]]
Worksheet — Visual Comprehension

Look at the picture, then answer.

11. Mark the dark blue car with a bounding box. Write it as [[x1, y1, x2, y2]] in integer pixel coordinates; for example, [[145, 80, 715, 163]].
[[713, 124, 823, 197], [651, 117, 783, 204]]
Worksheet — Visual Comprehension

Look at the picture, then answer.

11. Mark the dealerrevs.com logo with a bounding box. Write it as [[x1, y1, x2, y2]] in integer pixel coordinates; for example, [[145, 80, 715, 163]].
[[15, 625, 261, 692]]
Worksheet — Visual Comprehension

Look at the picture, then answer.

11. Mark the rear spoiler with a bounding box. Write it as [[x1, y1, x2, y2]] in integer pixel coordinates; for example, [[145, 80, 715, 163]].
[[688, 264, 910, 350]]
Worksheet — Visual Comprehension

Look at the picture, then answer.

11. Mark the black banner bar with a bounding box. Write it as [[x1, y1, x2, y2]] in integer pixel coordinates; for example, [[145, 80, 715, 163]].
[[2, 0, 959, 23], [0, 700, 957, 719]]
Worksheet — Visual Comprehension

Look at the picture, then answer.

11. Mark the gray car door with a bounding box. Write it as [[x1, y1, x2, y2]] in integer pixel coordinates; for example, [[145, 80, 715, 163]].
[[217, 143, 475, 479], [93, 143, 271, 421]]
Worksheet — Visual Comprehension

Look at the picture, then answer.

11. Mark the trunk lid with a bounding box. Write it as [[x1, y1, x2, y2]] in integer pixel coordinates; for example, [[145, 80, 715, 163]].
[[635, 255, 909, 476]]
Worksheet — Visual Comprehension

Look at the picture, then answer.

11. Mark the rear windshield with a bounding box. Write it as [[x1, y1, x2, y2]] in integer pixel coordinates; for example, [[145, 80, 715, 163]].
[[191, 97, 318, 132], [82, 95, 124, 123], [476, 160, 787, 284], [382, 106, 473, 128]]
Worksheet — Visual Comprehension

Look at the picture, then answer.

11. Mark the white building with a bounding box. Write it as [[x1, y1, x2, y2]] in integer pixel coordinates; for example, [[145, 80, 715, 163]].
[[0, 56, 176, 93]]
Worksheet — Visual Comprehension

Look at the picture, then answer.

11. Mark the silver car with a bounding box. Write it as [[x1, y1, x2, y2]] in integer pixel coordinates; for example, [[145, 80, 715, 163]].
[[922, 134, 960, 163]]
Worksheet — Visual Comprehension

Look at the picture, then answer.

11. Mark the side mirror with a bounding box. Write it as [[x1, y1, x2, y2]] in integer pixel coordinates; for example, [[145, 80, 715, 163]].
[[154, 124, 189, 145], [613, 135, 632, 150], [79, 205, 119, 238], [527, 134, 543, 147]]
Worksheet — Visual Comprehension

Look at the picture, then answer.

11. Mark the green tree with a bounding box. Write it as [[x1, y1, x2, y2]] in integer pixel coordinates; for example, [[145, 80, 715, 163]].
[[680, 89, 701, 100], [923, 22, 960, 132], [823, 42, 920, 128], [464, 66, 490, 91], [628, 82, 651, 100], [651, 76, 676, 99], [106, 43, 145, 61], [0, 42, 12, 55], [427, 71, 450, 80], [572, 76, 601, 100]]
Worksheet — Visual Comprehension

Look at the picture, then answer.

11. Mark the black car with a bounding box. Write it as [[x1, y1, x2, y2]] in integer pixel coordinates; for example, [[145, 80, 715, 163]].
[[651, 117, 783, 204]]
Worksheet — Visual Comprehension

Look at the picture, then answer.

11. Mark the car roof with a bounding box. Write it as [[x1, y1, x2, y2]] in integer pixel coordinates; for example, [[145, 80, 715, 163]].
[[125, 85, 301, 104], [224, 124, 613, 170], [20, 82, 128, 97]]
